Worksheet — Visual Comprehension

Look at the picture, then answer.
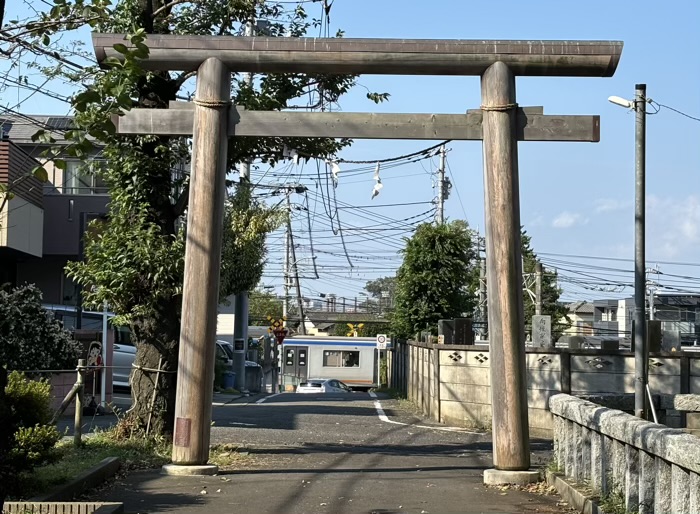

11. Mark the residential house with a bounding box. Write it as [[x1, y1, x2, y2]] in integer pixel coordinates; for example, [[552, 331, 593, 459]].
[[591, 295, 698, 346], [561, 301, 595, 336], [0, 114, 108, 329]]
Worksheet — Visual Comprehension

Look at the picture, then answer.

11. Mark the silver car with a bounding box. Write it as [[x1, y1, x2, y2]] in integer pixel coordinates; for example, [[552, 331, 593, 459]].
[[113, 340, 238, 390], [296, 378, 353, 394]]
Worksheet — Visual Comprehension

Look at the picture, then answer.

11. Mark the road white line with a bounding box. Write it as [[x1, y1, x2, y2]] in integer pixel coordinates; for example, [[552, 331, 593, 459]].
[[368, 392, 377, 398], [256, 393, 281, 404], [372, 399, 481, 434]]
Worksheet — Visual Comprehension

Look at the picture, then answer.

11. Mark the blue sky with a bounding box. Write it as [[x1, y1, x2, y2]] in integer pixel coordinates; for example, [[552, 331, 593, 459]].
[[3, 0, 699, 305]]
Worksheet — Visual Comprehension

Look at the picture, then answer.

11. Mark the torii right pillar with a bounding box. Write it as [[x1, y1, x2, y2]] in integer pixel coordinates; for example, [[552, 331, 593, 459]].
[[481, 62, 534, 483]]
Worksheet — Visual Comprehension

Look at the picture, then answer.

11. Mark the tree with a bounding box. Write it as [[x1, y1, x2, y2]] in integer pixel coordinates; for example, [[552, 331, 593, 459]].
[[520, 230, 569, 336], [0, 284, 82, 372], [9, 0, 382, 435], [248, 291, 283, 326], [392, 221, 478, 339], [0, 283, 75, 508], [364, 276, 397, 299]]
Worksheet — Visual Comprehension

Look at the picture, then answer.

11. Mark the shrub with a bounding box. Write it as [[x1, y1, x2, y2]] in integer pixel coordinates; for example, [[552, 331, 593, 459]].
[[1, 371, 61, 505], [0, 284, 82, 372]]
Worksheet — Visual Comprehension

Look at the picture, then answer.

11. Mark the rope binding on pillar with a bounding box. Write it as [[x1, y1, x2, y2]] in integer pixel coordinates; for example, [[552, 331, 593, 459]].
[[193, 97, 231, 108], [480, 102, 518, 112]]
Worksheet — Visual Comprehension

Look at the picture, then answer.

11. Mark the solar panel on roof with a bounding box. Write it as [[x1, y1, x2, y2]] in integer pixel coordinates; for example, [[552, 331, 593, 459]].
[[0, 120, 13, 137], [46, 117, 73, 130]]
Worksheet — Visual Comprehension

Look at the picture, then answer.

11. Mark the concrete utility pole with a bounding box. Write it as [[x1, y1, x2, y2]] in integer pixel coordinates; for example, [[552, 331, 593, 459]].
[[634, 84, 648, 419], [283, 218, 290, 324], [436, 144, 446, 224], [232, 10, 256, 393], [535, 262, 543, 316], [170, 57, 229, 473], [287, 194, 306, 335]]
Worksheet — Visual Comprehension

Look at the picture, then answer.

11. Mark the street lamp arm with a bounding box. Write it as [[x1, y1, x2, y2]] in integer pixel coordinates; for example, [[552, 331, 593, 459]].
[[608, 95, 634, 109]]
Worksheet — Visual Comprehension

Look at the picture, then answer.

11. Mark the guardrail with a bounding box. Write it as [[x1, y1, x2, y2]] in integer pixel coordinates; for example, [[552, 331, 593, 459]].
[[549, 393, 700, 514]]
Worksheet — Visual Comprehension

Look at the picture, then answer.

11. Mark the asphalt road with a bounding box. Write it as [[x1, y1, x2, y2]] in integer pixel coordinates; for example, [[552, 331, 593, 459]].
[[88, 392, 566, 514]]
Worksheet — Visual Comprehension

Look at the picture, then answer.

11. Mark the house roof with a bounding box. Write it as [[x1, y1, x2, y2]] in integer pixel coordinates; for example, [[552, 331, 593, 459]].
[[567, 301, 594, 314], [0, 114, 75, 145]]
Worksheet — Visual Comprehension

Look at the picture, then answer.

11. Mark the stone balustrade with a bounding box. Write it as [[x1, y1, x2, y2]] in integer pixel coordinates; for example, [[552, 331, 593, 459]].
[[550, 393, 700, 514]]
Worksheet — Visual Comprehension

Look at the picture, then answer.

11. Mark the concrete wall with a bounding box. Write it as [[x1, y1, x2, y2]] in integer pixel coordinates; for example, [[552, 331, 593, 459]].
[[388, 341, 700, 438]]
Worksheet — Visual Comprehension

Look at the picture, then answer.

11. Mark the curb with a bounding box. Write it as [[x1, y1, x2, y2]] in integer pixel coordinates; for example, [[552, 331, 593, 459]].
[[32, 457, 121, 502], [546, 470, 603, 514], [3, 502, 123, 514]]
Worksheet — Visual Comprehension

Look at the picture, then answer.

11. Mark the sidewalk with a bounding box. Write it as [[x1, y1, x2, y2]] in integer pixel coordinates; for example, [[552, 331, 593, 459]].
[[90, 450, 568, 514]]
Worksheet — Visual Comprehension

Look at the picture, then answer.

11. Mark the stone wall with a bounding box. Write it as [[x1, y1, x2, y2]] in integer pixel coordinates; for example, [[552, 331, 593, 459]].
[[387, 341, 700, 438], [550, 394, 700, 513]]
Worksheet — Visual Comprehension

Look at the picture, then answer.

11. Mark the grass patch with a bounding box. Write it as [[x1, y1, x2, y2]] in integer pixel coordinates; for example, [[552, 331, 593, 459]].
[[12, 427, 170, 500], [599, 487, 630, 514], [209, 444, 252, 468]]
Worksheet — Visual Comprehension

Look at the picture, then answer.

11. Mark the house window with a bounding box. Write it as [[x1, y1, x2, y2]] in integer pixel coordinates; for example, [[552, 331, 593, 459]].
[[681, 311, 696, 323], [61, 272, 78, 306], [63, 160, 108, 194], [323, 350, 360, 367]]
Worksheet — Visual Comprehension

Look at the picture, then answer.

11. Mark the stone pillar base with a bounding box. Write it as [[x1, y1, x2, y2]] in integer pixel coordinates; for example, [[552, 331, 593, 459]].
[[161, 464, 219, 476], [483, 468, 541, 485]]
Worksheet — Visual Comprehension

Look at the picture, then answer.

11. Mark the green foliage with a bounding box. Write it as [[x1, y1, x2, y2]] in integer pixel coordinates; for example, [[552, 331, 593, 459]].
[[13, 429, 170, 499], [364, 276, 397, 299], [25, 0, 386, 435], [1, 371, 61, 502], [4, 371, 54, 426], [214, 358, 226, 390], [392, 221, 478, 339], [0, 284, 82, 372], [521, 230, 569, 337], [249, 291, 283, 326], [331, 321, 391, 338], [220, 187, 284, 299]]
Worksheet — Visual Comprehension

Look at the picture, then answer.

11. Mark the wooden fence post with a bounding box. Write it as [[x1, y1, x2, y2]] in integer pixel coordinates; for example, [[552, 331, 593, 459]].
[[74, 359, 85, 448]]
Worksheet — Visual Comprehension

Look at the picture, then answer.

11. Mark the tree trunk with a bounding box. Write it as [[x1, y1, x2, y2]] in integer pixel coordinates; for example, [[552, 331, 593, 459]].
[[129, 297, 181, 435]]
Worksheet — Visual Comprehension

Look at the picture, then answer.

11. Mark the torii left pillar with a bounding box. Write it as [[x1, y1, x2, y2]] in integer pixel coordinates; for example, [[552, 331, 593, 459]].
[[163, 57, 229, 475]]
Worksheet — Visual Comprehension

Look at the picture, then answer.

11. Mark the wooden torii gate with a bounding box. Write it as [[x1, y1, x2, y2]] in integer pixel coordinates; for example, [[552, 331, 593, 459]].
[[92, 34, 622, 480]]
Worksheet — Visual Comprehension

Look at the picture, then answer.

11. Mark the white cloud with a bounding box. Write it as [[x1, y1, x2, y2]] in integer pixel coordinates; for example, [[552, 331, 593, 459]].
[[552, 211, 587, 229], [594, 198, 630, 213], [647, 195, 700, 259]]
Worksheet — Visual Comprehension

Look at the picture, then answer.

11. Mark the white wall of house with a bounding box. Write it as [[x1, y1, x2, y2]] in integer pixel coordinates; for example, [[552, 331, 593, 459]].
[[0, 196, 43, 257]]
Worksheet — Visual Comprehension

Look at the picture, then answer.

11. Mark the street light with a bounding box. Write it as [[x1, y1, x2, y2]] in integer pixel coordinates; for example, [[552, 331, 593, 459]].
[[609, 84, 648, 419]]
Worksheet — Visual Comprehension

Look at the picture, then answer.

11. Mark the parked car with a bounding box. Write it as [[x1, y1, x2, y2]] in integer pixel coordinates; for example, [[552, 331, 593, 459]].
[[296, 378, 353, 394], [113, 340, 136, 390], [113, 340, 240, 390]]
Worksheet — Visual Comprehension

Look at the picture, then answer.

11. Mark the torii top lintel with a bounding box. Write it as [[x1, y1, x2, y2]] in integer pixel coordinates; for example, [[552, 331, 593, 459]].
[[92, 34, 622, 77]]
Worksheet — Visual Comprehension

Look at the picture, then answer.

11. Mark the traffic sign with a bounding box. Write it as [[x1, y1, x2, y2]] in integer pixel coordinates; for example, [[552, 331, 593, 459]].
[[376, 333, 388, 349]]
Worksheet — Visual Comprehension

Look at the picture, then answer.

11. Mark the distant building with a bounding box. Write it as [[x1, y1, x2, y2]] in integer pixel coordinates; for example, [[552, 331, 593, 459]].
[[558, 295, 698, 347]]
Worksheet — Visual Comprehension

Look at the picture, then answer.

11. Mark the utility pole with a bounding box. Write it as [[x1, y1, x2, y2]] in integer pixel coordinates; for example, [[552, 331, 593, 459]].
[[286, 194, 306, 335], [283, 212, 290, 325], [609, 83, 649, 419], [634, 83, 648, 419], [436, 144, 446, 224], [232, 10, 256, 392], [535, 262, 543, 316]]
